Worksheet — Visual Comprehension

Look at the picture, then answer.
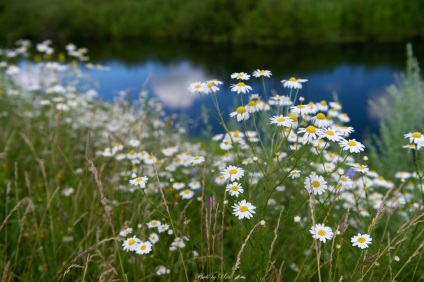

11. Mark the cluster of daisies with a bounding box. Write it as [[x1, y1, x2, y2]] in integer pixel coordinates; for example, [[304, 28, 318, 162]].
[[310, 224, 372, 249]]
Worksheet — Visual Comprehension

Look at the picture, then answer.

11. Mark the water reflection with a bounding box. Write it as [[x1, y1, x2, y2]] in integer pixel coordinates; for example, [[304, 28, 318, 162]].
[[82, 40, 424, 141]]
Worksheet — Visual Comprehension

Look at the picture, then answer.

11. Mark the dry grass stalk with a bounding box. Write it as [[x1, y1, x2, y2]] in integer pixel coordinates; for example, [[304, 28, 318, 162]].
[[0, 198, 31, 231], [1, 262, 10, 282], [231, 221, 262, 277]]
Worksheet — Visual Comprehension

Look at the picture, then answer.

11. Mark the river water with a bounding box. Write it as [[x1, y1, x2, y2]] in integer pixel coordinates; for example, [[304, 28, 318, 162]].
[[81, 40, 424, 141]]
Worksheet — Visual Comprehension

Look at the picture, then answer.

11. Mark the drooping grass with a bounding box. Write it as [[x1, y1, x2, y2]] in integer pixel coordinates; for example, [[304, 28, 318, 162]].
[[0, 40, 423, 281]]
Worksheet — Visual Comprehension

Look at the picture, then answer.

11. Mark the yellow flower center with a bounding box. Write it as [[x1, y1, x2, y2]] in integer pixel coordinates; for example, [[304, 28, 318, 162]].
[[259, 70, 265, 74], [229, 169, 237, 175], [358, 165, 365, 170], [348, 140, 357, 146], [128, 239, 135, 245], [297, 105, 305, 109], [248, 100, 256, 106], [412, 132, 422, 138], [183, 189, 190, 194], [236, 106, 246, 114], [234, 130, 240, 137], [195, 84, 201, 89], [231, 186, 239, 191], [129, 150, 135, 155], [114, 142, 120, 147], [289, 77, 297, 81], [358, 237, 366, 243], [318, 230, 326, 236], [237, 73, 244, 78], [340, 176, 347, 182], [240, 206, 248, 212], [306, 126, 317, 133], [135, 177, 143, 182], [325, 130, 335, 136], [140, 245, 147, 250], [312, 180, 321, 188], [320, 100, 327, 105], [290, 115, 298, 122], [151, 221, 157, 226], [277, 117, 286, 122], [207, 82, 213, 88], [316, 113, 325, 120], [237, 82, 245, 87]]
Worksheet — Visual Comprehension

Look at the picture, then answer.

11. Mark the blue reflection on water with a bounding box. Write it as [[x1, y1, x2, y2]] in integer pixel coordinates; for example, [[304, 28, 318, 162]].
[[87, 60, 396, 141]]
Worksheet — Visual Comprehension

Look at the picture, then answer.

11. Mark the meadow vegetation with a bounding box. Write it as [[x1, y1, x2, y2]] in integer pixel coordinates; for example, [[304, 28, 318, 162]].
[[0, 40, 423, 281], [0, 0, 424, 44]]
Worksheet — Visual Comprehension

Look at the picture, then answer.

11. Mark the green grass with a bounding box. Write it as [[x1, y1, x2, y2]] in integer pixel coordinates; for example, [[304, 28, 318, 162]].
[[0, 41, 423, 281], [0, 0, 424, 44]]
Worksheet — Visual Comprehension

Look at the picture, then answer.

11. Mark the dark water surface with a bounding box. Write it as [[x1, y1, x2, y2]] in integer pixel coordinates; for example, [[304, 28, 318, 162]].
[[81, 40, 424, 141]]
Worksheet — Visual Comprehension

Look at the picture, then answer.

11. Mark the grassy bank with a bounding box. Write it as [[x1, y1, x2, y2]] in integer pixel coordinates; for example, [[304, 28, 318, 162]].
[[0, 0, 424, 44], [0, 41, 423, 281]]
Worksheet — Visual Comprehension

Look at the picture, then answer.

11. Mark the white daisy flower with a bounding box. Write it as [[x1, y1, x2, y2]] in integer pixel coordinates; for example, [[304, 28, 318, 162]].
[[149, 233, 159, 244], [232, 199, 256, 220], [252, 69, 272, 78], [351, 233, 372, 249], [297, 125, 320, 143], [230, 106, 250, 121], [158, 223, 169, 233], [147, 220, 161, 229], [230, 82, 252, 94], [172, 182, 185, 190], [204, 81, 220, 94], [316, 100, 329, 111], [304, 172, 328, 195], [317, 127, 344, 142], [135, 241, 153, 255], [129, 176, 148, 188], [189, 156, 205, 165], [180, 189, 194, 199], [404, 131, 424, 144], [122, 236, 141, 252], [226, 182, 244, 197], [188, 81, 207, 93], [156, 266, 171, 276], [281, 77, 305, 89], [222, 165, 245, 182], [310, 113, 331, 128], [339, 139, 365, 153], [231, 72, 251, 80], [310, 224, 334, 243], [119, 228, 133, 237], [287, 170, 301, 179], [270, 115, 293, 127], [290, 104, 310, 117]]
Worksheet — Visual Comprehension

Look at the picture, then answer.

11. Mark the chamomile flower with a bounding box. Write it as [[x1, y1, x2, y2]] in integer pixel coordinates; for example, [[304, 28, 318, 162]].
[[316, 100, 329, 111], [230, 106, 250, 121], [245, 100, 259, 113], [172, 182, 185, 190], [290, 104, 310, 117], [352, 163, 369, 173], [230, 82, 252, 94], [252, 69, 272, 78], [149, 233, 159, 244], [180, 189, 195, 199], [232, 199, 256, 220], [129, 176, 148, 188], [189, 156, 205, 165], [226, 182, 244, 197], [310, 113, 331, 128], [317, 127, 344, 142], [222, 165, 245, 182], [351, 233, 372, 249], [147, 220, 161, 229], [208, 79, 223, 85], [122, 236, 141, 252], [310, 224, 334, 243], [270, 115, 293, 127], [336, 126, 354, 137], [404, 131, 424, 144], [188, 81, 207, 93], [135, 241, 153, 255], [231, 72, 251, 80], [339, 139, 365, 153], [281, 77, 305, 89], [289, 170, 301, 179], [304, 172, 328, 195], [119, 228, 133, 237], [298, 125, 320, 143], [158, 224, 170, 233], [156, 266, 171, 276], [204, 81, 220, 94]]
